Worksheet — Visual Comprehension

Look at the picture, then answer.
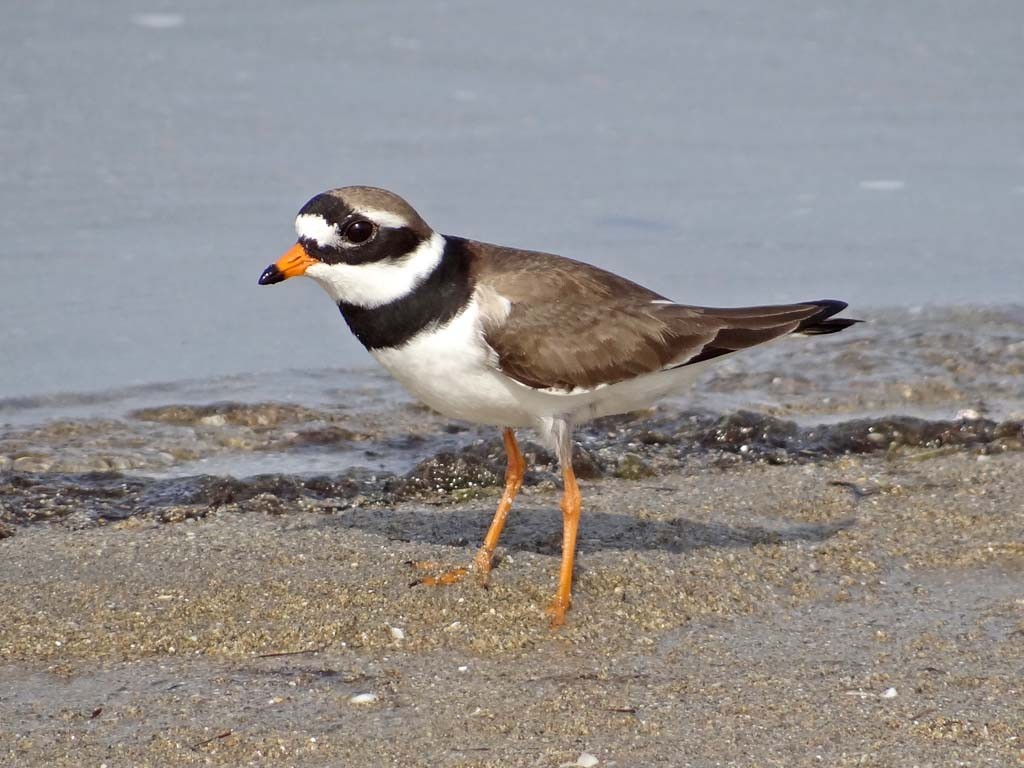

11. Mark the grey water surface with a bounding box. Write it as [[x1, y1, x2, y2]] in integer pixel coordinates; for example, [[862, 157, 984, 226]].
[[2, 0, 1022, 409]]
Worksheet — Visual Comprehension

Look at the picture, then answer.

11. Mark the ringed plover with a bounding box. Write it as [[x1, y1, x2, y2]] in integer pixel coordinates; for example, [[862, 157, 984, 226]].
[[258, 187, 859, 626]]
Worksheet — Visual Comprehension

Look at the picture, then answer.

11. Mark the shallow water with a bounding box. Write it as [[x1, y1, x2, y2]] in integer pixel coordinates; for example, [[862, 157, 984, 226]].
[[2, 2, 1023, 401]]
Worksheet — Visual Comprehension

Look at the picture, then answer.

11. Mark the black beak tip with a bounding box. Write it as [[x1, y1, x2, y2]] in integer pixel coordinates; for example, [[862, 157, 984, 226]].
[[258, 265, 284, 285]]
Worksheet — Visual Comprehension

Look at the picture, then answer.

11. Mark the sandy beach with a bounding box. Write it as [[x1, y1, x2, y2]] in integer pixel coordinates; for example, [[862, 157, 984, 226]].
[[3, 411, 1023, 766]]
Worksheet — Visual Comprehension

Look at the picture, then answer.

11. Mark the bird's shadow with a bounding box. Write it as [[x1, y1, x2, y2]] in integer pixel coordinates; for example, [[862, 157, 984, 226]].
[[314, 500, 854, 557]]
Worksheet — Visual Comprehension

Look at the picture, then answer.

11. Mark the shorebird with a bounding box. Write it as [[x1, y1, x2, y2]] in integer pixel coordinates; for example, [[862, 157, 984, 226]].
[[258, 186, 858, 625]]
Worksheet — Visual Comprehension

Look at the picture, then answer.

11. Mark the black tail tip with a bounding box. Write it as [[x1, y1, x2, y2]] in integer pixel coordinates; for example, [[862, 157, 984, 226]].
[[800, 299, 863, 335]]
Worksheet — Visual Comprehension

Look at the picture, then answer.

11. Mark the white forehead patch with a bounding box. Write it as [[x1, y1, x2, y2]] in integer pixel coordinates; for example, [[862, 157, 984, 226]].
[[295, 214, 341, 248], [350, 206, 411, 230]]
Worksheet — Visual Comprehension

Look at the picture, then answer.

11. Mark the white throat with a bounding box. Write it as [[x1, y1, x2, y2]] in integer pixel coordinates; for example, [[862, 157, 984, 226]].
[[304, 231, 446, 308]]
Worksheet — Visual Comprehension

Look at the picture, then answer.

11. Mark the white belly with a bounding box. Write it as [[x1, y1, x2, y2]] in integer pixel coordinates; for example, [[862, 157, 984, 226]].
[[370, 299, 538, 427], [370, 299, 709, 428]]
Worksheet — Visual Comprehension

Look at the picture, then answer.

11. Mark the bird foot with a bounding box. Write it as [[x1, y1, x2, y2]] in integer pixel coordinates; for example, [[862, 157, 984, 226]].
[[406, 546, 497, 588], [406, 560, 470, 587]]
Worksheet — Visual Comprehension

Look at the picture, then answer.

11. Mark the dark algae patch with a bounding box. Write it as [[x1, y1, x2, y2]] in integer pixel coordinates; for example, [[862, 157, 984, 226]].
[[0, 469, 390, 528], [396, 452, 500, 495], [676, 410, 1023, 459], [1, 409, 1020, 533], [571, 409, 1023, 473]]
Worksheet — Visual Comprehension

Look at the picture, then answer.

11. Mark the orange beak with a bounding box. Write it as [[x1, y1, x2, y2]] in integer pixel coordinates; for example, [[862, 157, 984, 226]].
[[258, 242, 318, 285]]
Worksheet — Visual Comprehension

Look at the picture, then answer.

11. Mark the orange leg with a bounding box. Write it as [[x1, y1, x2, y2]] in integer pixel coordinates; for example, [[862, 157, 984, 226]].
[[411, 428, 525, 587], [547, 459, 581, 628], [472, 428, 525, 579]]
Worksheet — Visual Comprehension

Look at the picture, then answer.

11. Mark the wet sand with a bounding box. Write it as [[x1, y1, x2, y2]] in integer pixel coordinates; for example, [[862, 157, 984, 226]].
[[2, 446, 1023, 766]]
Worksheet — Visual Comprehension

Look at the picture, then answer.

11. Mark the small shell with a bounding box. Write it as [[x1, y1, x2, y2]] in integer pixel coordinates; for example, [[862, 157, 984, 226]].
[[349, 693, 378, 705]]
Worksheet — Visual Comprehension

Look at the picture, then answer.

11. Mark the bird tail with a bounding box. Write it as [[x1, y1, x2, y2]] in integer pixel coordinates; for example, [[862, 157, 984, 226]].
[[796, 300, 863, 335]]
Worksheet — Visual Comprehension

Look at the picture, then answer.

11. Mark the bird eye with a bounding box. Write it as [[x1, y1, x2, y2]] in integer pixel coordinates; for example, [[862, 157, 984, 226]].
[[344, 220, 375, 244]]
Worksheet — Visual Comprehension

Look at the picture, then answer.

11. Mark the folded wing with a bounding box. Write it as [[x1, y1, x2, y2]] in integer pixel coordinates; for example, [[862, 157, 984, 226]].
[[469, 239, 859, 392]]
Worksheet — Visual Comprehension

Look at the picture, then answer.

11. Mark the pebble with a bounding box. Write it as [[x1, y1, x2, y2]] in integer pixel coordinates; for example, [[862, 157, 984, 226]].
[[349, 693, 377, 705], [560, 753, 599, 768]]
